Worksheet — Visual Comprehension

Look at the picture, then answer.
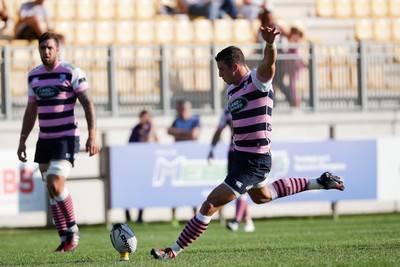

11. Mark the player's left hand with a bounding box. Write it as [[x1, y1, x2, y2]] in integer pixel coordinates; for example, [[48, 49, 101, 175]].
[[260, 26, 280, 44], [86, 136, 100, 156]]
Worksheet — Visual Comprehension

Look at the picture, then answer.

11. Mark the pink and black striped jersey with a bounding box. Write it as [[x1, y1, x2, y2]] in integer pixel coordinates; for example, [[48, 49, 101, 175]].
[[27, 61, 89, 139], [226, 68, 274, 154]]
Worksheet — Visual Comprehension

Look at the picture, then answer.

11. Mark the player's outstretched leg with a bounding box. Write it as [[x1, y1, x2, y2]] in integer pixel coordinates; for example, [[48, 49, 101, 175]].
[[267, 172, 345, 200]]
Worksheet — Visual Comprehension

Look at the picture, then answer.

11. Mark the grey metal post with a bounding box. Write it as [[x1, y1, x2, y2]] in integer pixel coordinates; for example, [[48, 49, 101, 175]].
[[107, 45, 118, 117], [159, 45, 170, 115], [309, 43, 318, 112], [1, 46, 12, 119], [357, 42, 367, 111], [210, 44, 220, 115], [101, 132, 112, 230]]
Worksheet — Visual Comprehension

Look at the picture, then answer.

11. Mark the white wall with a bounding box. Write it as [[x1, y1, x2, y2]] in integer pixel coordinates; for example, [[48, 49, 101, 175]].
[[1, 110, 400, 227]]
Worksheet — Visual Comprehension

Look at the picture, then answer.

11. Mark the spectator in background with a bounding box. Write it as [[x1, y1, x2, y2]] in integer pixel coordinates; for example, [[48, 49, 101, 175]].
[[168, 99, 200, 226], [14, 0, 64, 42], [177, 0, 239, 21], [282, 26, 307, 107], [168, 99, 200, 142], [127, 110, 159, 224], [0, 0, 9, 30], [208, 106, 254, 232], [129, 110, 158, 143], [239, 0, 266, 20], [257, 7, 290, 106]]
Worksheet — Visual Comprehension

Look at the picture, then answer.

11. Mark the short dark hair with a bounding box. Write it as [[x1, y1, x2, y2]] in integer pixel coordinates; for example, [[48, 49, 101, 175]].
[[38, 32, 60, 47], [214, 46, 246, 69], [139, 110, 149, 117]]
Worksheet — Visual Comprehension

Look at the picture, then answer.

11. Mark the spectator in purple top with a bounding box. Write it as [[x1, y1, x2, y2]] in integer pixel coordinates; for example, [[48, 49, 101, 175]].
[[126, 110, 158, 224], [129, 110, 158, 143]]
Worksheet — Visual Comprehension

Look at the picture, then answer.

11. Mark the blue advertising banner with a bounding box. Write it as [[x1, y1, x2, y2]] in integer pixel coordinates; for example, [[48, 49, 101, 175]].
[[109, 140, 377, 209]]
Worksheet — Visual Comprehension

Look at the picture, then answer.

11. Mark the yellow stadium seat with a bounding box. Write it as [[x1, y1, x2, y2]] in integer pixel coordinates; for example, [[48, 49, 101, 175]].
[[155, 18, 174, 44], [373, 19, 391, 42], [54, 0, 76, 21], [355, 19, 373, 41], [53, 21, 75, 45], [115, 21, 135, 44], [95, 21, 115, 45], [74, 21, 95, 45], [116, 0, 136, 20], [316, 0, 334, 17], [135, 0, 157, 20], [334, 0, 352, 18], [173, 19, 194, 44], [96, 0, 115, 21], [232, 19, 254, 44], [134, 21, 155, 44], [388, 0, 400, 17], [193, 18, 213, 44], [392, 18, 400, 41], [44, 0, 55, 20], [371, 0, 388, 17], [76, 0, 96, 21], [213, 19, 233, 44], [353, 0, 370, 18]]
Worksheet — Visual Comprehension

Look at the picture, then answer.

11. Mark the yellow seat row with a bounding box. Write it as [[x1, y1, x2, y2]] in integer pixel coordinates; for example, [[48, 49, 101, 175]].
[[53, 18, 258, 46], [317, 0, 400, 18], [355, 18, 400, 42], [5, 0, 157, 22]]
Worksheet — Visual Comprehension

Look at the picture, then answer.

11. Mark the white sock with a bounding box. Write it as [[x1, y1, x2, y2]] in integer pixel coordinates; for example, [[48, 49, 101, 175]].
[[308, 179, 323, 190], [195, 212, 212, 224], [267, 184, 278, 200], [54, 188, 69, 202], [171, 242, 182, 256], [68, 224, 79, 233]]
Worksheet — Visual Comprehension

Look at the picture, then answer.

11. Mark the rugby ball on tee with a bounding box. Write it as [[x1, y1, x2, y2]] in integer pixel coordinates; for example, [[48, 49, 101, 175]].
[[110, 223, 137, 253]]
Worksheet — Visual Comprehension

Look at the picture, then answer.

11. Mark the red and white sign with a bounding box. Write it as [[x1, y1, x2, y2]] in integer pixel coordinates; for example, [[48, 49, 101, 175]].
[[0, 150, 46, 215]]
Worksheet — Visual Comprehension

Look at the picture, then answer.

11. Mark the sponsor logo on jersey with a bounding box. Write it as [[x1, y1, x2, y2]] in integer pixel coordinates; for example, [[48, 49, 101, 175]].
[[228, 97, 248, 113], [243, 80, 248, 90], [36, 86, 60, 99], [59, 74, 66, 82]]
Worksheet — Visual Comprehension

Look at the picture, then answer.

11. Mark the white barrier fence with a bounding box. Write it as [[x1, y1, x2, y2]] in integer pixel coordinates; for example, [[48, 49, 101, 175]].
[[1, 137, 399, 228]]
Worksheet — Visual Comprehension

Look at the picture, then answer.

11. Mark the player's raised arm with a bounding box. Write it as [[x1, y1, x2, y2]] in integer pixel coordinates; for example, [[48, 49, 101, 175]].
[[257, 26, 280, 81]]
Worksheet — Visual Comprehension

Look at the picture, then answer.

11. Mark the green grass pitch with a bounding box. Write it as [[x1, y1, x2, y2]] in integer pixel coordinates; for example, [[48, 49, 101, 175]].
[[0, 213, 399, 267]]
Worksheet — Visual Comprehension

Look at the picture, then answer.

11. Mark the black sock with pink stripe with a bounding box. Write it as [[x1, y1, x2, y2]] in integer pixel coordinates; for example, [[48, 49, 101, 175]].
[[49, 198, 68, 242], [171, 212, 212, 256], [55, 188, 77, 231], [269, 178, 309, 199]]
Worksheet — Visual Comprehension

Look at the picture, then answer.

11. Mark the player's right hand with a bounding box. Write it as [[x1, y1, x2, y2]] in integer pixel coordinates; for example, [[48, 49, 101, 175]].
[[17, 143, 27, 162], [207, 152, 214, 165]]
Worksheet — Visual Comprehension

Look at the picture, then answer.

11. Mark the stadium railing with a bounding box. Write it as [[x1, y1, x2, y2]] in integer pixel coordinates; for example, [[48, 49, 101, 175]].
[[1, 42, 400, 120]]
